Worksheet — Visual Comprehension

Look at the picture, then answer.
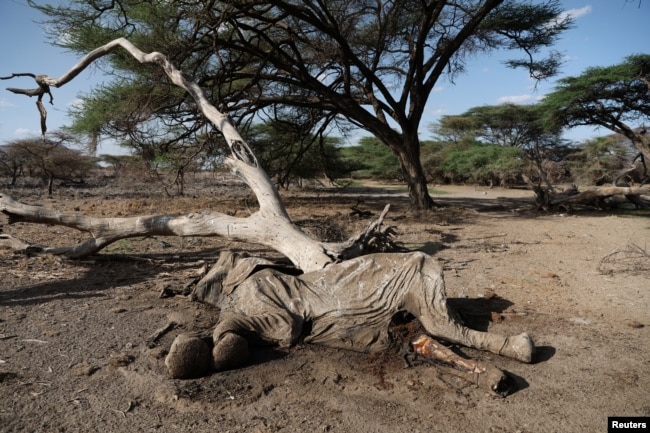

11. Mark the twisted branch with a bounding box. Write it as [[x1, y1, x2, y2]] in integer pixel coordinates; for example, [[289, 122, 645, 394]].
[[1, 38, 400, 272]]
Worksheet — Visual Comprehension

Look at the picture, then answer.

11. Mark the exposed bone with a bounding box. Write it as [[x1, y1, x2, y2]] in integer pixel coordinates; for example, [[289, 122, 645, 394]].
[[412, 335, 486, 373], [411, 334, 513, 396]]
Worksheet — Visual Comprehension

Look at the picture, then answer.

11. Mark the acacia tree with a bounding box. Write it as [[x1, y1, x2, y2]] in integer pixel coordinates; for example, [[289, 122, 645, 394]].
[[244, 118, 351, 188], [27, 0, 572, 209], [0, 145, 24, 186], [433, 104, 566, 189], [1, 40, 541, 393], [541, 54, 650, 170], [537, 54, 650, 209], [3, 132, 96, 194]]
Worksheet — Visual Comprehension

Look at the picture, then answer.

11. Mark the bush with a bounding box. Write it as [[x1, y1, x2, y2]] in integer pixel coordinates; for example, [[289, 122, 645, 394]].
[[425, 142, 528, 185], [564, 136, 635, 185], [339, 137, 402, 181]]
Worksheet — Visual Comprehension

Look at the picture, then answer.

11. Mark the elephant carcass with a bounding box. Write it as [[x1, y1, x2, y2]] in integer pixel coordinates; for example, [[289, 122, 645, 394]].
[[167, 251, 534, 395]]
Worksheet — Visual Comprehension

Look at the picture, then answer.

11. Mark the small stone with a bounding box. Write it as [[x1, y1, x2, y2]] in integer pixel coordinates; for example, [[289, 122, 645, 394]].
[[568, 317, 591, 325], [108, 354, 135, 368], [490, 311, 504, 323], [148, 347, 168, 359], [71, 362, 98, 377], [165, 334, 212, 379]]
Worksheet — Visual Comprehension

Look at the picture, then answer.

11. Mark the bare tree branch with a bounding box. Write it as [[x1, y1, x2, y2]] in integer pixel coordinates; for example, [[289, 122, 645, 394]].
[[1, 38, 401, 272], [2, 73, 55, 135]]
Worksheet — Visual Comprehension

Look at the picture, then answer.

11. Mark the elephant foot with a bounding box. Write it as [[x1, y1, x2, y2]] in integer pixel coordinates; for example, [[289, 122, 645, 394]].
[[165, 333, 212, 379], [212, 332, 250, 371], [500, 333, 534, 363]]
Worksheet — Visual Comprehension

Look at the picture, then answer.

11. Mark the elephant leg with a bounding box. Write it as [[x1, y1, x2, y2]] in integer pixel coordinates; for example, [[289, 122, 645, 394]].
[[411, 334, 516, 396], [406, 257, 534, 363], [416, 310, 534, 363], [212, 332, 250, 371], [212, 311, 304, 371]]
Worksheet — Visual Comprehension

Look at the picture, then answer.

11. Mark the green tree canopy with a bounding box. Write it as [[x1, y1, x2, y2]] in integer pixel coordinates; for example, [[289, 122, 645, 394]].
[[31, 0, 572, 208], [432, 103, 566, 187], [244, 119, 353, 187], [340, 136, 402, 181], [541, 54, 650, 165], [439, 142, 527, 185]]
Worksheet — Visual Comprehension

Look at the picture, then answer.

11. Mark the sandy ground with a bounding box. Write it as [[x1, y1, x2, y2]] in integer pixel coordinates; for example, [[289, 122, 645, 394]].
[[0, 181, 648, 433]]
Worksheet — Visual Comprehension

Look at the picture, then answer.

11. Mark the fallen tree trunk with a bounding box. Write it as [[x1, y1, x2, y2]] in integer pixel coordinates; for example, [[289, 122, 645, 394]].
[[1, 38, 400, 272], [0, 191, 398, 271], [523, 175, 650, 211], [552, 185, 650, 208]]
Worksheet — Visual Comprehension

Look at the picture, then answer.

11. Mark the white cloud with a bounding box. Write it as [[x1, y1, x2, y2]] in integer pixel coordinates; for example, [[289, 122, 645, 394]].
[[547, 5, 591, 28], [67, 98, 84, 109], [0, 98, 15, 108], [426, 103, 448, 116], [561, 5, 592, 21], [432, 85, 444, 93], [496, 94, 535, 104], [14, 128, 39, 137]]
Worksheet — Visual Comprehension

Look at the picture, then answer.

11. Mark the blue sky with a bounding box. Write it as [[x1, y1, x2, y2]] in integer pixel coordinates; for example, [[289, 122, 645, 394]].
[[1, 0, 649, 155]]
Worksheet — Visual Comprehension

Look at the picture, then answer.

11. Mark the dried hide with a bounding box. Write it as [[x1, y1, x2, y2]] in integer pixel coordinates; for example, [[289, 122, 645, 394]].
[[188, 251, 533, 368]]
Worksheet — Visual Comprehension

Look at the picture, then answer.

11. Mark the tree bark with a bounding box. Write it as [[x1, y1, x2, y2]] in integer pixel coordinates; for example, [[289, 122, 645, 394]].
[[393, 138, 435, 209], [532, 141, 555, 192], [523, 174, 650, 210], [47, 171, 54, 196], [551, 185, 650, 208]]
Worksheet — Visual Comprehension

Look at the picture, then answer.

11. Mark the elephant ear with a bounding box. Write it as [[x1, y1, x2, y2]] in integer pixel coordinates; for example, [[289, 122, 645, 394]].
[[192, 250, 300, 305]]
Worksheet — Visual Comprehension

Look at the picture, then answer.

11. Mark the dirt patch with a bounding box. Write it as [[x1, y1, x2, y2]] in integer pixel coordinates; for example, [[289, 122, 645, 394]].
[[1, 182, 648, 432]]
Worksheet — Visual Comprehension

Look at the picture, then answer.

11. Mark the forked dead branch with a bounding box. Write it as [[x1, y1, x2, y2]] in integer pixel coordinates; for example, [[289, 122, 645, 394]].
[[1, 39, 534, 396], [599, 242, 650, 276]]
